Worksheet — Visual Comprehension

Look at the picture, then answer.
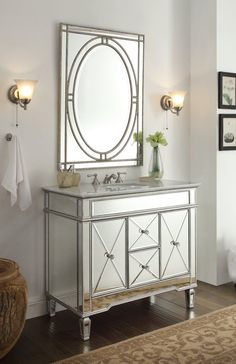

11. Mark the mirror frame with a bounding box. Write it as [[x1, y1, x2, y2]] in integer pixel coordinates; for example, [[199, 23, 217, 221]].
[[58, 24, 144, 170]]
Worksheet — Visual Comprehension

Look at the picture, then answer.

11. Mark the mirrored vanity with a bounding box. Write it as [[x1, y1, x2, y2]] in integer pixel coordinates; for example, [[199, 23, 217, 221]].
[[43, 180, 198, 340], [43, 24, 199, 341]]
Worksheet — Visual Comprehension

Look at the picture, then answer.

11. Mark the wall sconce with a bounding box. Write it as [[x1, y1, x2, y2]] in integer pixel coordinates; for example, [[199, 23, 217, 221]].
[[160, 91, 186, 116], [8, 79, 37, 110]]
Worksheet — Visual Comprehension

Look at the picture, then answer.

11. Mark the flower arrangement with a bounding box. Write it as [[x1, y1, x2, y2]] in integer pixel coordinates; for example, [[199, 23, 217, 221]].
[[146, 131, 168, 179], [146, 131, 168, 148]]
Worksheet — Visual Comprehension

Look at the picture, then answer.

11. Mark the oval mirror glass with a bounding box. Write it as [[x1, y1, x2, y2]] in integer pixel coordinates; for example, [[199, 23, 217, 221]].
[[75, 45, 131, 153]]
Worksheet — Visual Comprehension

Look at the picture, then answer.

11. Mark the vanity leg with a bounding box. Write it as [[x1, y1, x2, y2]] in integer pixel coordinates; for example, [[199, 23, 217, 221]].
[[149, 295, 156, 304], [79, 317, 91, 341], [185, 288, 195, 309], [47, 298, 56, 317]]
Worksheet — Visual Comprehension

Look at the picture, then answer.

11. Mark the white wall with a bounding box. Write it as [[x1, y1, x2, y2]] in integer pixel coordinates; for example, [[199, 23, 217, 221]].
[[190, 0, 236, 285], [0, 0, 191, 317], [217, 0, 236, 284], [190, 0, 218, 284]]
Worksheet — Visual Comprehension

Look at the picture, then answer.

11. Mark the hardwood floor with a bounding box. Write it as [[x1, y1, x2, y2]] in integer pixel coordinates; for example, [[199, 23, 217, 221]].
[[1, 281, 236, 364]]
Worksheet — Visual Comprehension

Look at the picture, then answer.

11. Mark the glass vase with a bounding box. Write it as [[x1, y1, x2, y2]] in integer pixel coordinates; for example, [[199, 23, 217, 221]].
[[137, 143, 143, 166], [148, 146, 164, 179]]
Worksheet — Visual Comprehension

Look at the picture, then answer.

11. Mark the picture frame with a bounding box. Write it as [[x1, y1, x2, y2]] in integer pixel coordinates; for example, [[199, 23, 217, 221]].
[[218, 72, 236, 109], [219, 114, 236, 150]]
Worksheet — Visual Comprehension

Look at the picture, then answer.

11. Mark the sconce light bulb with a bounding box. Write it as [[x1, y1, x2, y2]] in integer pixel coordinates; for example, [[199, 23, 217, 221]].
[[19, 85, 32, 99], [14, 79, 37, 101], [170, 91, 186, 109]]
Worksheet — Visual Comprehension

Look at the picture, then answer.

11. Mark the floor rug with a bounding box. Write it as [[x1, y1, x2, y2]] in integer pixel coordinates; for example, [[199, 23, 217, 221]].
[[54, 304, 236, 363]]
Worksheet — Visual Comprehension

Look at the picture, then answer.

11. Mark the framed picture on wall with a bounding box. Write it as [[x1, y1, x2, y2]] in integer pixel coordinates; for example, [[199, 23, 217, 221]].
[[219, 114, 236, 150], [218, 72, 236, 109]]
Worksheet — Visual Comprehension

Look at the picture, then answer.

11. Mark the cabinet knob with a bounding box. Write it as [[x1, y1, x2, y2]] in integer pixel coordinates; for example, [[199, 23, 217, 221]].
[[171, 241, 180, 246], [104, 252, 115, 260], [139, 229, 149, 235]]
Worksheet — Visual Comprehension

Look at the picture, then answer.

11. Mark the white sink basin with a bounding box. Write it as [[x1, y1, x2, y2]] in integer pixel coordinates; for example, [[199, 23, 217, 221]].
[[100, 183, 148, 192], [84, 182, 151, 195]]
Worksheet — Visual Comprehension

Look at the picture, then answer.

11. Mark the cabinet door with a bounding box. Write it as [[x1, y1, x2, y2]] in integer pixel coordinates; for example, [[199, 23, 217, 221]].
[[129, 214, 160, 287], [160, 209, 189, 279], [92, 218, 126, 296]]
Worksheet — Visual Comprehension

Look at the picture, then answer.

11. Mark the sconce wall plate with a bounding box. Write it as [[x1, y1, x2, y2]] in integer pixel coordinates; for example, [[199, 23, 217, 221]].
[[8, 85, 19, 104], [160, 95, 173, 111]]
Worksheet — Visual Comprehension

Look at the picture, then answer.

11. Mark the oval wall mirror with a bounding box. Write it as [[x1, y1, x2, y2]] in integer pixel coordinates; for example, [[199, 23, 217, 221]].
[[59, 24, 144, 169]]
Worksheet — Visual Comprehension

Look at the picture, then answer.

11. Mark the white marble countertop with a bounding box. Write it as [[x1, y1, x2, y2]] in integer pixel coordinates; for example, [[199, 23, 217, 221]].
[[42, 179, 200, 199]]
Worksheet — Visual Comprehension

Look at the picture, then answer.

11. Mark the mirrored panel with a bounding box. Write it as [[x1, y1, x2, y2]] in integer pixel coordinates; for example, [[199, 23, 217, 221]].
[[59, 24, 144, 169]]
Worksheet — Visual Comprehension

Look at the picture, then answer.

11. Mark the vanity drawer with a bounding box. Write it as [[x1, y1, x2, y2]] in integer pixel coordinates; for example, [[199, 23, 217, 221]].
[[91, 191, 189, 217], [129, 247, 160, 287]]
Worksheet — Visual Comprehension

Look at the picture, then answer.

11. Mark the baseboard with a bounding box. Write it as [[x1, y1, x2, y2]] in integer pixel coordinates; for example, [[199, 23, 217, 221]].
[[26, 291, 77, 320], [26, 297, 49, 319]]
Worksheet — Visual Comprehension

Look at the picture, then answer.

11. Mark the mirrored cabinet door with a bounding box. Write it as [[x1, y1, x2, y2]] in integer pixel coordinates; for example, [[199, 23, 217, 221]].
[[91, 219, 126, 296], [160, 209, 189, 279]]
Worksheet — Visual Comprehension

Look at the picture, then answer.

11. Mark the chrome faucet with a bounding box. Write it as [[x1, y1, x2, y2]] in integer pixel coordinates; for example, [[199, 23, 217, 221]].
[[103, 173, 117, 184], [87, 173, 100, 185], [115, 172, 127, 183]]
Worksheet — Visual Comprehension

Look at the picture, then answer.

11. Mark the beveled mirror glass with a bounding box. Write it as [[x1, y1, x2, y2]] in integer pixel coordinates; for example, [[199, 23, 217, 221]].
[[59, 24, 144, 169]]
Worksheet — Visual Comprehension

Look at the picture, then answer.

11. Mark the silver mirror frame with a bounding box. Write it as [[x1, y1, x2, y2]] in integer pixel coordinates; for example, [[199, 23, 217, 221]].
[[58, 24, 144, 170]]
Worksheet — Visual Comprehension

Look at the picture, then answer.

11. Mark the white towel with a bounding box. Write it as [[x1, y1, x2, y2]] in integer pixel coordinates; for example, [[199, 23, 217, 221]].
[[1, 135, 32, 211]]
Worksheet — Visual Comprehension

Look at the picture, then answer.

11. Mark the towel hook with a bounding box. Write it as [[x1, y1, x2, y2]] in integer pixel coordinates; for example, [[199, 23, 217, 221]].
[[6, 133, 13, 141]]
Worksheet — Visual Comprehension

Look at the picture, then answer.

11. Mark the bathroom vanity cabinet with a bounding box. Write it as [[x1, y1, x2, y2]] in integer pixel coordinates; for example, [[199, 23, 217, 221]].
[[43, 180, 199, 340]]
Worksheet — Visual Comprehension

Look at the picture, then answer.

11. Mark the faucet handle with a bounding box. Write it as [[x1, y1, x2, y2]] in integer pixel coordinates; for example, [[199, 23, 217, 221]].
[[87, 173, 100, 185], [103, 174, 109, 184], [115, 172, 127, 183]]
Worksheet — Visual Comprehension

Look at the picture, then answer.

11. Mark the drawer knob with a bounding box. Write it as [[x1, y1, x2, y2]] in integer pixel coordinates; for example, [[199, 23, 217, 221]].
[[139, 229, 149, 235], [140, 264, 149, 270], [104, 252, 115, 260]]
